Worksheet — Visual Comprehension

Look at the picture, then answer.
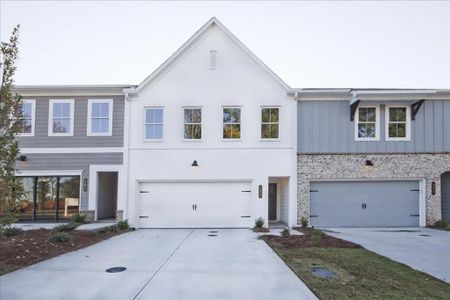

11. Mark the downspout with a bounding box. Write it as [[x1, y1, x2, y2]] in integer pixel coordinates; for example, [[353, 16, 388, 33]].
[[123, 90, 131, 222]]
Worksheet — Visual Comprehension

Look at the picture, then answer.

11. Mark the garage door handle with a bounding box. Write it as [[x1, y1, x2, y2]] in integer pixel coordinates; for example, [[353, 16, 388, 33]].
[[410, 214, 419, 217], [241, 215, 251, 218], [139, 191, 150, 194], [139, 215, 149, 218], [241, 190, 251, 193], [310, 215, 318, 218]]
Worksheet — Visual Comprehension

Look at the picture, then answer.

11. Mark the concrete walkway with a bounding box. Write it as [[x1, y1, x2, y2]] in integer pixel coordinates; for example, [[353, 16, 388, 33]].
[[0, 229, 317, 300], [324, 227, 450, 283]]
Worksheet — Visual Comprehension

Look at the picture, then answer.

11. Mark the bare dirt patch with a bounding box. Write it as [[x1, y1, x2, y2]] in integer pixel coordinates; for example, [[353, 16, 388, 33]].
[[0, 228, 130, 275]]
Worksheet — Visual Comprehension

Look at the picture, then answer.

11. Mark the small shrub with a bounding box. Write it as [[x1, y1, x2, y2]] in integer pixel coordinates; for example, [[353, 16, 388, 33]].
[[2, 227, 23, 237], [0, 214, 17, 227], [70, 213, 86, 223], [311, 230, 323, 247], [54, 222, 81, 232], [96, 225, 118, 234], [433, 220, 449, 228], [255, 217, 265, 228], [281, 228, 290, 237], [48, 232, 71, 242], [116, 220, 130, 230], [301, 217, 308, 228]]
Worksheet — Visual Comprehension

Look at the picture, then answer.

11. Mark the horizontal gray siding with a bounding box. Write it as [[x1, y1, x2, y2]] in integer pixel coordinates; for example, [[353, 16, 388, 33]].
[[16, 153, 123, 211], [18, 96, 125, 148], [298, 100, 450, 153]]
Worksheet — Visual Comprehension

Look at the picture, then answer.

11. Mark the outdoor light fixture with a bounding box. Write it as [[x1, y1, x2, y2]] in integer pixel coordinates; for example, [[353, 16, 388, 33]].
[[431, 181, 436, 195], [191, 160, 199, 167], [363, 160, 374, 172], [258, 185, 263, 199], [17, 155, 27, 161], [83, 178, 88, 192]]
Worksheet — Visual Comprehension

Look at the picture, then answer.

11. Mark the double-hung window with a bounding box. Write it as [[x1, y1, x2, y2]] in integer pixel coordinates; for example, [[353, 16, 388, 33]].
[[87, 99, 113, 136], [223, 107, 241, 139], [19, 100, 36, 136], [355, 106, 380, 141], [183, 108, 202, 140], [386, 106, 410, 141], [48, 99, 74, 136], [261, 107, 279, 139], [144, 107, 164, 140]]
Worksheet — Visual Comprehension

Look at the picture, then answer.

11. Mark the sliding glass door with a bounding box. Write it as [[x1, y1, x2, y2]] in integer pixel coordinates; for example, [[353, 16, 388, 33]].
[[35, 177, 57, 220]]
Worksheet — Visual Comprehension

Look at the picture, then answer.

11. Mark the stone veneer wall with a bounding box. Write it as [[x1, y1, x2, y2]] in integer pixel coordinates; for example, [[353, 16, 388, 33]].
[[297, 153, 450, 226]]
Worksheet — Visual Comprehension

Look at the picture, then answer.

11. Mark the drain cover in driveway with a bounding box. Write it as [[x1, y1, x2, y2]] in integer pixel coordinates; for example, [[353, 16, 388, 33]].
[[310, 267, 336, 279], [106, 267, 126, 273]]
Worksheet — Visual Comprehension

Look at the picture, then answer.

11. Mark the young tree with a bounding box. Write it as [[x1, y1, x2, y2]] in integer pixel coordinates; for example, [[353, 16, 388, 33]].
[[0, 25, 23, 217]]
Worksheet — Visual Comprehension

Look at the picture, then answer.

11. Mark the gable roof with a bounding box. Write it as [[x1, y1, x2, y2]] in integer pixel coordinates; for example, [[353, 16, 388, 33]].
[[125, 17, 290, 95]]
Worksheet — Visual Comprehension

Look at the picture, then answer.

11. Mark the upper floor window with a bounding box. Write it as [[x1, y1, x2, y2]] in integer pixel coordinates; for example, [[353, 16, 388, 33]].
[[386, 106, 411, 141], [184, 108, 202, 140], [144, 107, 164, 140], [223, 107, 241, 140], [261, 107, 279, 139], [87, 99, 113, 136], [355, 106, 380, 141], [19, 100, 36, 136], [48, 99, 74, 136]]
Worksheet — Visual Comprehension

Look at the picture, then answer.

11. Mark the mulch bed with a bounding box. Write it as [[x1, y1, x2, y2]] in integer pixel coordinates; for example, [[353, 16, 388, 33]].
[[253, 227, 270, 233], [259, 228, 361, 249], [0, 228, 129, 275]]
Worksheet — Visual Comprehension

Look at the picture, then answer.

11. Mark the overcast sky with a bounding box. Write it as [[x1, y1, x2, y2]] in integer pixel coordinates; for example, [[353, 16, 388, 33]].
[[1, 1, 449, 88]]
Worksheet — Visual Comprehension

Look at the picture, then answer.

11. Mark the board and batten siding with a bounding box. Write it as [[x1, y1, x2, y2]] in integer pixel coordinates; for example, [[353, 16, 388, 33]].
[[16, 153, 123, 211], [17, 95, 125, 148], [297, 100, 450, 153]]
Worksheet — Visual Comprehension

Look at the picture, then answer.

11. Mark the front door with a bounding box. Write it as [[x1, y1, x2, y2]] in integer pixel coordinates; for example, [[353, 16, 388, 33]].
[[268, 183, 277, 221]]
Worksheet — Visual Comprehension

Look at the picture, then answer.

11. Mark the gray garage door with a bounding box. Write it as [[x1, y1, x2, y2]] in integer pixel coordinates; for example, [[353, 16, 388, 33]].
[[442, 173, 450, 223], [310, 181, 420, 227]]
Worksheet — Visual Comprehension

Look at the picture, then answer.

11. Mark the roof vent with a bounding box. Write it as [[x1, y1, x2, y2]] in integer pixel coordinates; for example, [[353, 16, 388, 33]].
[[209, 50, 217, 70]]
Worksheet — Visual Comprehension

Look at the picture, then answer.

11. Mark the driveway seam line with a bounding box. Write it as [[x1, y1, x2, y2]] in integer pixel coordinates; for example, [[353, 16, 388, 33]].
[[132, 229, 194, 300]]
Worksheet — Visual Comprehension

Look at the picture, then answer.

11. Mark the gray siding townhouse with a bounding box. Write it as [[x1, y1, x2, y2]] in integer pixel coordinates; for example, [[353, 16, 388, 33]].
[[12, 85, 130, 222], [293, 89, 450, 227]]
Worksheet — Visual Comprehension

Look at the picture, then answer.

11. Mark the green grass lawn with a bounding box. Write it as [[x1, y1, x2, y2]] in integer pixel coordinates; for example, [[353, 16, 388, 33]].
[[275, 247, 450, 300]]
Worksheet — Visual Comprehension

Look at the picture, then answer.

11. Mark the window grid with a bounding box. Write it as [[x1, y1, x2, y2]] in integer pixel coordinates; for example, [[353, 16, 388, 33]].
[[261, 107, 279, 139], [223, 107, 241, 139], [184, 108, 202, 140], [145, 108, 164, 140], [357, 107, 377, 140]]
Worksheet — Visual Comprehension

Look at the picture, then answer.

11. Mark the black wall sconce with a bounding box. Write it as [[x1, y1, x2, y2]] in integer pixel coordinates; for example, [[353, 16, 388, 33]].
[[83, 178, 88, 192], [16, 155, 27, 161], [365, 160, 374, 167], [431, 181, 436, 195], [363, 159, 374, 172], [191, 160, 198, 167], [258, 185, 263, 199]]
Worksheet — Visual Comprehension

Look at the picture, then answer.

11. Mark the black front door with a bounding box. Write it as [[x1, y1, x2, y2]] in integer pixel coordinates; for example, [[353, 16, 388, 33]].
[[268, 183, 277, 221]]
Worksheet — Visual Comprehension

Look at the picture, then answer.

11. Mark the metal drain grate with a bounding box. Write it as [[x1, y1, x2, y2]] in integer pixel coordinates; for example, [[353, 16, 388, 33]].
[[310, 266, 336, 279], [106, 267, 126, 273]]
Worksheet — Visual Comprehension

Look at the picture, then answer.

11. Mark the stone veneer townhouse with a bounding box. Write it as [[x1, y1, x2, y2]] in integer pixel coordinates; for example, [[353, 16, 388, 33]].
[[9, 18, 450, 228]]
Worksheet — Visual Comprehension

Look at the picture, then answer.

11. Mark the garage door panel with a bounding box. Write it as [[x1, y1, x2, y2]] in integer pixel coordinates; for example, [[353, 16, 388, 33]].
[[138, 181, 252, 228], [310, 181, 420, 227]]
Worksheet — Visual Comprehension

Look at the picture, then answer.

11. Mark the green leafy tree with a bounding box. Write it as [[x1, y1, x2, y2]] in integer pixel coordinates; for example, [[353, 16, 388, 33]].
[[0, 25, 23, 218]]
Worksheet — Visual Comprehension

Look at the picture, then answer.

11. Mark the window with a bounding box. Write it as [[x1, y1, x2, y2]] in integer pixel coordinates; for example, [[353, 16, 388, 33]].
[[223, 107, 241, 139], [355, 106, 380, 141], [19, 100, 35, 136], [87, 99, 113, 136], [184, 108, 202, 140], [386, 106, 411, 141], [48, 99, 74, 136], [261, 107, 279, 139], [144, 108, 164, 140]]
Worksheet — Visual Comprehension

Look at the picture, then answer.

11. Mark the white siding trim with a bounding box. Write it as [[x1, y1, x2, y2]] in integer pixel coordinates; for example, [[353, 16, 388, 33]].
[[18, 99, 36, 137], [48, 99, 75, 136], [87, 99, 113, 136], [354, 105, 381, 142], [15, 170, 83, 176], [19, 147, 124, 154]]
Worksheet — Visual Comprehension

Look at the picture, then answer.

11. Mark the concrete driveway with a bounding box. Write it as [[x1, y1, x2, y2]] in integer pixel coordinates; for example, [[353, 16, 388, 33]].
[[0, 229, 317, 300], [325, 227, 450, 283]]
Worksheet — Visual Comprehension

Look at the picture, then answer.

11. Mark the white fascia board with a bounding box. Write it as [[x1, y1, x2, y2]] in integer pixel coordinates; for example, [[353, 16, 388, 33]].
[[13, 85, 131, 97], [19, 147, 124, 154], [129, 17, 290, 95]]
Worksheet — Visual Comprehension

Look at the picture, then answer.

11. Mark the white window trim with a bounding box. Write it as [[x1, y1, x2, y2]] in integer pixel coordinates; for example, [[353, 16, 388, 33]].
[[385, 105, 411, 141], [144, 106, 164, 142], [48, 99, 75, 137], [222, 106, 242, 141], [183, 107, 203, 141], [18, 99, 36, 137], [87, 99, 113, 136], [354, 105, 380, 141], [260, 106, 281, 141]]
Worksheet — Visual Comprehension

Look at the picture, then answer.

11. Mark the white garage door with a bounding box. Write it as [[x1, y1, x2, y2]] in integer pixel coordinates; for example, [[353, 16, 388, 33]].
[[138, 181, 253, 228]]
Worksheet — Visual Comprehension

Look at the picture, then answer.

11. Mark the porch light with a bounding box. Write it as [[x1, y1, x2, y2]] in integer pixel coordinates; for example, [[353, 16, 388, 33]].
[[191, 160, 199, 167], [363, 160, 374, 172]]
